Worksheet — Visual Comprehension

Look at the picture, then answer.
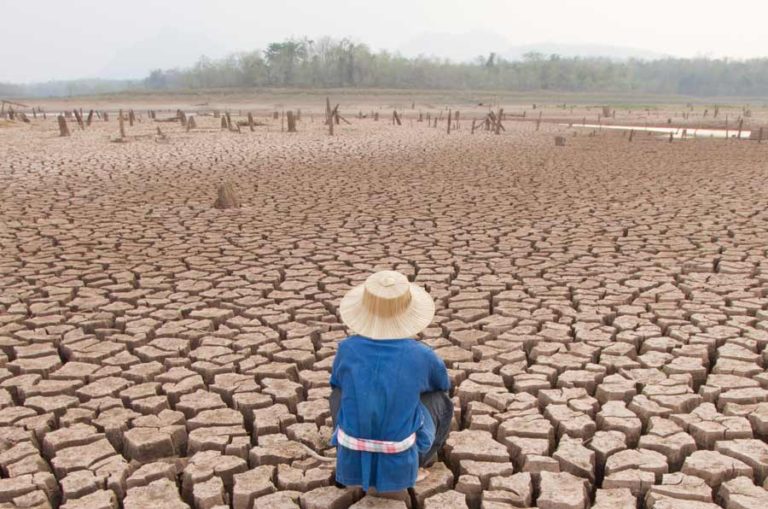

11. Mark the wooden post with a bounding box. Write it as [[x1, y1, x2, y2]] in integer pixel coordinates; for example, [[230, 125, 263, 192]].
[[221, 116, 228, 129], [226, 112, 233, 131], [393, 111, 401, 126], [73, 110, 84, 130], [287, 111, 297, 132], [759, 127, 764, 143], [281, 111, 285, 132], [128, 109, 135, 127], [495, 108, 504, 135], [454, 111, 460, 129], [86, 110, 94, 127], [737, 118, 743, 139], [471, 119, 476, 134], [629, 129, 634, 142], [668, 132, 673, 143], [186, 116, 197, 131], [447, 109, 451, 134], [725, 116, 729, 139], [57, 115, 70, 137], [103, 112, 109, 122], [118, 110, 126, 139], [248, 112, 255, 132], [326, 97, 332, 125]]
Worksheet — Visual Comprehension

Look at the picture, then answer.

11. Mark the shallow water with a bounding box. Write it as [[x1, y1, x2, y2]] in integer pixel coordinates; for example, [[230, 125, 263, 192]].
[[567, 123, 752, 139]]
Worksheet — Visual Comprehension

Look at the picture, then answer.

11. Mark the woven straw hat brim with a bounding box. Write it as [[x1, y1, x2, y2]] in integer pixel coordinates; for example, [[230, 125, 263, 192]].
[[339, 282, 436, 340]]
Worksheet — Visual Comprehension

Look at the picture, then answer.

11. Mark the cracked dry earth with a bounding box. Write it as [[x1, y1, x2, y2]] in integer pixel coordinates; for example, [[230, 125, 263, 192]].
[[1, 110, 768, 509]]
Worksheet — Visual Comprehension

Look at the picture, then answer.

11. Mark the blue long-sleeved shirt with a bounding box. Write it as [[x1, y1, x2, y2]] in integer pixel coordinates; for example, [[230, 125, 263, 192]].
[[329, 335, 450, 492]]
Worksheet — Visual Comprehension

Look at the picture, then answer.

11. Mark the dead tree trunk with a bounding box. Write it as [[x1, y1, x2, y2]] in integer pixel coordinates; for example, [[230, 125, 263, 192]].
[[57, 115, 70, 137], [214, 181, 241, 209], [328, 105, 337, 136], [118, 110, 126, 139], [73, 110, 84, 130], [287, 110, 297, 132]]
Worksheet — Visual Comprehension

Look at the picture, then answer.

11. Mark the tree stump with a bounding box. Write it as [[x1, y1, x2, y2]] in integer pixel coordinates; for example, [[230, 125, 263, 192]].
[[57, 115, 70, 137], [287, 111, 297, 132], [119, 110, 126, 139], [73, 110, 84, 130], [214, 182, 241, 209]]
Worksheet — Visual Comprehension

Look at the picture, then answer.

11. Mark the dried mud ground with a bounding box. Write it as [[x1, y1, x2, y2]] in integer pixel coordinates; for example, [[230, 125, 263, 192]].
[[1, 105, 768, 509]]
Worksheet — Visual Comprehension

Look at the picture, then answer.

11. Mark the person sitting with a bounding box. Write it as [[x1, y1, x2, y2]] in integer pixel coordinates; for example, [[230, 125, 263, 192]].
[[328, 270, 453, 494]]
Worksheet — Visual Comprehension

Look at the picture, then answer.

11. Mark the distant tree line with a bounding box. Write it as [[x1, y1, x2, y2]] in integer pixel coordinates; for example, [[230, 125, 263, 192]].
[[4, 37, 768, 98]]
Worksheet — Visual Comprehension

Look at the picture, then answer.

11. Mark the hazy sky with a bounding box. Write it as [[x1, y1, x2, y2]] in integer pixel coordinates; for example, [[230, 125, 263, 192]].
[[2, 0, 767, 83]]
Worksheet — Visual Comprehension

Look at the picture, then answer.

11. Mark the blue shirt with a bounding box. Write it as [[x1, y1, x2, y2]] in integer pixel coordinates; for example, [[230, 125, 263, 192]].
[[329, 335, 451, 492]]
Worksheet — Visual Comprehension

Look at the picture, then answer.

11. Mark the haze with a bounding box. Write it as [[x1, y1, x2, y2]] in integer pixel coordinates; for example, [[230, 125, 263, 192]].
[[2, 0, 767, 83]]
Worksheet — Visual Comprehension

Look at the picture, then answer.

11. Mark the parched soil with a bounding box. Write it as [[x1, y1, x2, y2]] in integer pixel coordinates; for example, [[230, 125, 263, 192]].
[[0, 102, 767, 509]]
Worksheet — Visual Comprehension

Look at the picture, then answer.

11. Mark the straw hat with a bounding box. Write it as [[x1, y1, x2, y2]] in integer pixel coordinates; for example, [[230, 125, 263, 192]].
[[339, 270, 435, 340]]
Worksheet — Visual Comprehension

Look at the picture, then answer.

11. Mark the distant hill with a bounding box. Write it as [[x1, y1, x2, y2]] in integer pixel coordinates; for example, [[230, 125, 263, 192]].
[[396, 30, 514, 62], [503, 42, 670, 61], [397, 32, 671, 62]]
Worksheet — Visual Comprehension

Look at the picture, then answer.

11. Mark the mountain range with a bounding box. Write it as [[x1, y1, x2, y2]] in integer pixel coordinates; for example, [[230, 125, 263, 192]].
[[396, 31, 671, 62]]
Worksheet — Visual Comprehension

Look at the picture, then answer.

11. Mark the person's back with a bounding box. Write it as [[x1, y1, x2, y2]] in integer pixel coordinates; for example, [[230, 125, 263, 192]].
[[330, 336, 450, 492], [329, 270, 453, 493]]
